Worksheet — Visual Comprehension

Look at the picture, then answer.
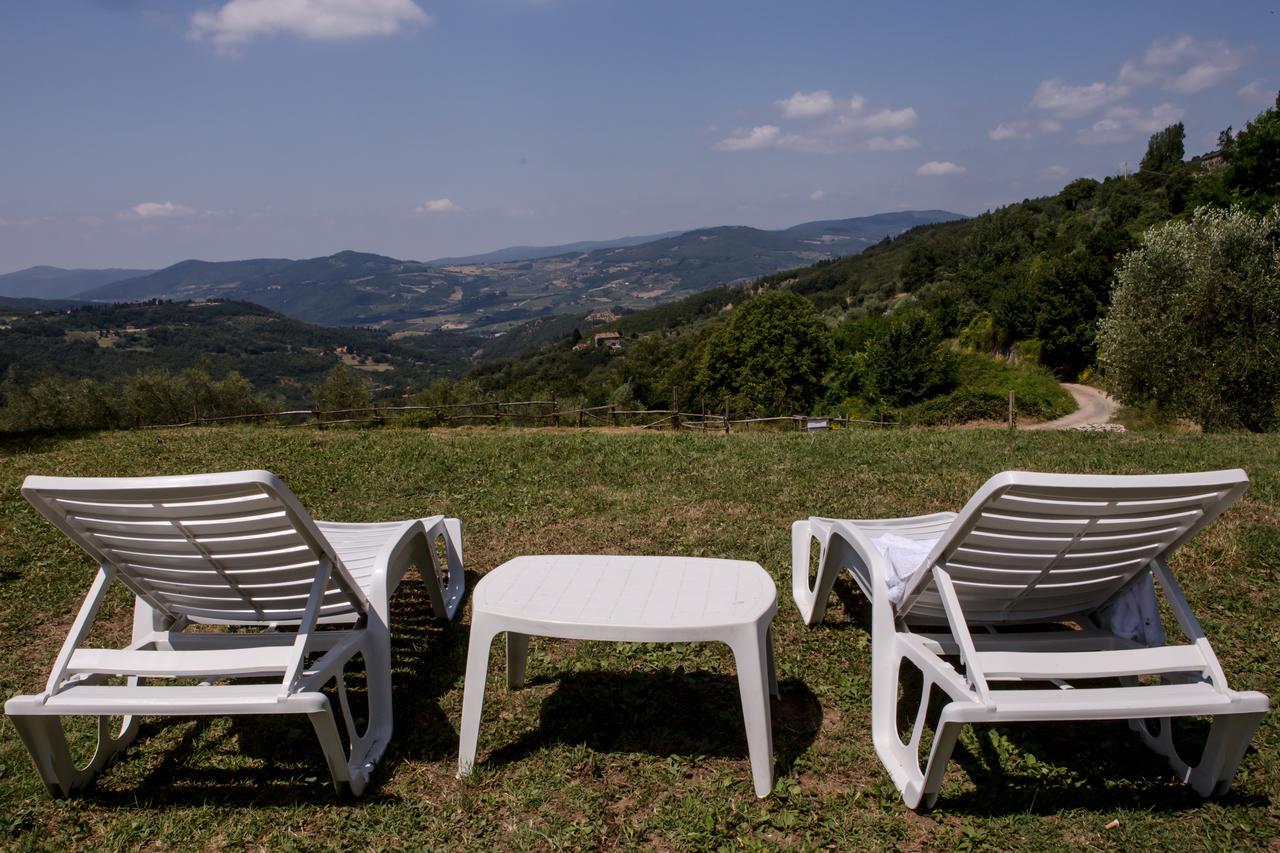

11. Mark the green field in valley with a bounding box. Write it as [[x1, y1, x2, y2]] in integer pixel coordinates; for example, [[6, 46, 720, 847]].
[[0, 426, 1276, 849]]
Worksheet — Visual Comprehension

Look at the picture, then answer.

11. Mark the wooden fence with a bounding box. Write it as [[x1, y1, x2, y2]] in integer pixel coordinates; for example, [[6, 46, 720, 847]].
[[145, 399, 901, 433]]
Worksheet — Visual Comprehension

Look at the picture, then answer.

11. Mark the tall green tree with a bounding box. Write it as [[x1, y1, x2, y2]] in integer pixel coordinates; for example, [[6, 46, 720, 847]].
[[1099, 205, 1280, 432], [316, 364, 373, 413], [696, 290, 833, 415], [1224, 90, 1280, 213], [1140, 122, 1186, 175], [858, 308, 956, 407]]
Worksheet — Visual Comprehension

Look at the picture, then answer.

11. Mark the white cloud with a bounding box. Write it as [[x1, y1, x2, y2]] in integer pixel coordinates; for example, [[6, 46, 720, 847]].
[[855, 107, 917, 132], [1076, 103, 1185, 145], [1117, 60, 1159, 88], [190, 0, 430, 48], [1038, 119, 1063, 133], [809, 190, 826, 201], [1043, 164, 1070, 180], [1031, 79, 1129, 118], [119, 201, 197, 220], [1077, 118, 1128, 146], [1238, 78, 1272, 103], [775, 90, 835, 118], [1126, 102, 1185, 134], [1143, 34, 1199, 67], [416, 198, 460, 213], [989, 120, 1033, 141], [1170, 56, 1244, 94], [713, 125, 782, 151], [916, 160, 965, 177], [1137, 35, 1250, 93], [865, 134, 918, 151], [711, 95, 917, 154]]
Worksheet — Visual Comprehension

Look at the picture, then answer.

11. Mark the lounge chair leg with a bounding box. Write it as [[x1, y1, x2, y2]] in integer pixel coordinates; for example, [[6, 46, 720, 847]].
[[1131, 710, 1266, 797], [457, 617, 499, 777], [8, 712, 139, 797], [506, 633, 530, 690], [917, 712, 963, 810], [728, 620, 775, 798], [353, 628, 395, 789], [791, 521, 837, 626], [308, 706, 353, 796]]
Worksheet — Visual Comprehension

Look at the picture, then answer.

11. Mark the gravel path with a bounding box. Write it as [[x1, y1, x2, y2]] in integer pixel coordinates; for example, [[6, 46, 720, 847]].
[[1026, 383, 1118, 430]]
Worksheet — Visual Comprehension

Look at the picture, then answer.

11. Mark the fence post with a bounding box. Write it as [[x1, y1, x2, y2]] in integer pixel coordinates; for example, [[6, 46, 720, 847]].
[[611, 404, 618, 427], [551, 394, 559, 428], [723, 397, 730, 435], [494, 400, 502, 426], [701, 394, 706, 428], [1008, 389, 1016, 431], [800, 416, 807, 432], [671, 387, 680, 431], [578, 407, 584, 428]]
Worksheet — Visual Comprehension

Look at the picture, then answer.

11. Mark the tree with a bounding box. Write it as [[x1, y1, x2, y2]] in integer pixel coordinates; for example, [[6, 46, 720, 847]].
[[858, 308, 956, 407], [696, 290, 833, 415], [1224, 90, 1280, 213], [316, 364, 372, 413], [1140, 122, 1185, 175], [1098, 206, 1280, 432]]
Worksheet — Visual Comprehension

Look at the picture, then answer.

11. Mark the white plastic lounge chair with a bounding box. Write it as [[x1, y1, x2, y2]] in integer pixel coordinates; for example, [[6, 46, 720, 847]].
[[5, 470, 465, 797], [791, 470, 1269, 809]]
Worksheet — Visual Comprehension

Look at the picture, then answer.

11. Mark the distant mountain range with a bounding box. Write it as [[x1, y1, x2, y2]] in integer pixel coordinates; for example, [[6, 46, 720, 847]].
[[426, 231, 684, 265], [9, 210, 963, 332], [0, 265, 152, 299]]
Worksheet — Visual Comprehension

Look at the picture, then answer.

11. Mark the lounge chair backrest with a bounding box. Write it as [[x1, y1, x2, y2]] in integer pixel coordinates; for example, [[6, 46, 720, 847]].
[[22, 470, 368, 626], [899, 469, 1249, 623]]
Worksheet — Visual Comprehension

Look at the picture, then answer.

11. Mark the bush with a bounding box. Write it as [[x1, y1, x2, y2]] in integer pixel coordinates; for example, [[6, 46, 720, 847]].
[[1098, 205, 1280, 432], [859, 309, 956, 406]]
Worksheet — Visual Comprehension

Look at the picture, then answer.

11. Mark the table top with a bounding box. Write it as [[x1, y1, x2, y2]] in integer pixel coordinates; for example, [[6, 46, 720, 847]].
[[474, 555, 776, 631]]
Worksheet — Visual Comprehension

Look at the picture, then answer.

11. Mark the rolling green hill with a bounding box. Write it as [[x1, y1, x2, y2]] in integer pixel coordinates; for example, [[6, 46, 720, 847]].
[[0, 300, 478, 407], [0, 265, 151, 299], [451, 114, 1276, 425], [76, 211, 962, 332]]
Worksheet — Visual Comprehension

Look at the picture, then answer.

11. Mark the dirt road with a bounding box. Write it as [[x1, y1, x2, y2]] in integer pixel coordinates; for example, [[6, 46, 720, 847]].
[[1026, 383, 1118, 430]]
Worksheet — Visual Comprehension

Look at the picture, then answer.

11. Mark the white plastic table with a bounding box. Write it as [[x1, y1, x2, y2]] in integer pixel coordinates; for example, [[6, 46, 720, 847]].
[[456, 555, 779, 797]]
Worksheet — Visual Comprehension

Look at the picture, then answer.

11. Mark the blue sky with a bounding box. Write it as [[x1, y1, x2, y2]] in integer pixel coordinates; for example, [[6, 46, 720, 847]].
[[1, 0, 1276, 270]]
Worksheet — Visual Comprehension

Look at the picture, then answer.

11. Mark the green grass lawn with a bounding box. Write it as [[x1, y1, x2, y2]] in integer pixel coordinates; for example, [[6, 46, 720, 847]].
[[0, 426, 1277, 849]]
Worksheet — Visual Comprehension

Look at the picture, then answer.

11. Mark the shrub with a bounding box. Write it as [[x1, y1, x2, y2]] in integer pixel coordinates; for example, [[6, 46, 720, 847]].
[[1098, 205, 1280, 432]]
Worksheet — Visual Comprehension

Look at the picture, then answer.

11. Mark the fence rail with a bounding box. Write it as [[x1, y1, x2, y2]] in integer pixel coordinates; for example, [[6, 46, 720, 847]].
[[141, 400, 901, 433]]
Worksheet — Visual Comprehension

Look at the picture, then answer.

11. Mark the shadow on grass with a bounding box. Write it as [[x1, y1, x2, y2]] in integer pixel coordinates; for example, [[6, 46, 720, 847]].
[[935, 717, 1271, 816], [76, 570, 472, 807], [481, 671, 822, 779]]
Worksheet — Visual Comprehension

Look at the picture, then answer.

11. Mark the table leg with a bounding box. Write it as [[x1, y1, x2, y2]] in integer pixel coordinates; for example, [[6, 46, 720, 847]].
[[507, 632, 530, 689], [766, 626, 779, 699], [457, 615, 499, 777], [729, 619, 775, 798]]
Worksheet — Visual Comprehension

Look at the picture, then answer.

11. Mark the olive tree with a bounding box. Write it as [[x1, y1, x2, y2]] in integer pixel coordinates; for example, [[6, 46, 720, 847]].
[[1098, 205, 1280, 431], [696, 290, 833, 416]]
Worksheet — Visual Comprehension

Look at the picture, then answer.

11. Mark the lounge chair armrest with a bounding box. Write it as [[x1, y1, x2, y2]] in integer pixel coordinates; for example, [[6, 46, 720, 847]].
[[827, 519, 898, 611]]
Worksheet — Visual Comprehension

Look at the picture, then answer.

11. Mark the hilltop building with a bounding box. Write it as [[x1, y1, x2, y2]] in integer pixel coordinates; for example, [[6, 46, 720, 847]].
[[593, 331, 623, 350]]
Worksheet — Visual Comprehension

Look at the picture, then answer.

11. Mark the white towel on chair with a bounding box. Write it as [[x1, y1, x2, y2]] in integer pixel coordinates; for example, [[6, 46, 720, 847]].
[[1097, 571, 1165, 647], [871, 534, 938, 606]]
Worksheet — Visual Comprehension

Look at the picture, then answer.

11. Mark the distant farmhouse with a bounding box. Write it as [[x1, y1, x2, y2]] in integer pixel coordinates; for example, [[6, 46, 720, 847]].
[[1191, 149, 1227, 171], [594, 331, 623, 350], [574, 331, 623, 351]]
